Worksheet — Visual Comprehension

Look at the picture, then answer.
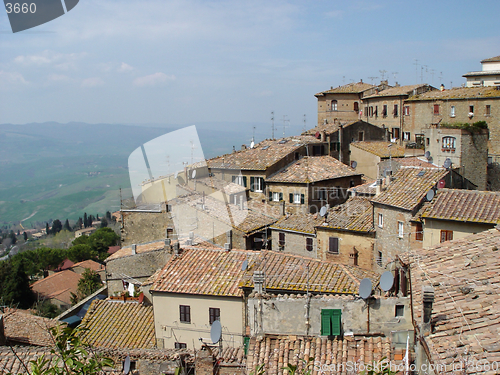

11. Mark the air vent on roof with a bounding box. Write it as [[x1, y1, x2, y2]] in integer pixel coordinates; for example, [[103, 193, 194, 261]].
[[417, 170, 426, 177], [262, 146, 270, 150], [278, 140, 288, 144]]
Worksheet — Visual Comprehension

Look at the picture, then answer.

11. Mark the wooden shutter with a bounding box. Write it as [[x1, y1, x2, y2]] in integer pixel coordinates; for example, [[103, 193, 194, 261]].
[[243, 176, 247, 187], [289, 193, 293, 203], [232, 176, 236, 183], [279, 192, 283, 201], [306, 237, 313, 251], [268, 191, 272, 201], [331, 310, 341, 336], [300, 194, 305, 204], [321, 310, 331, 336], [321, 309, 341, 336], [329, 237, 339, 254], [250, 177, 255, 192], [279, 232, 285, 247]]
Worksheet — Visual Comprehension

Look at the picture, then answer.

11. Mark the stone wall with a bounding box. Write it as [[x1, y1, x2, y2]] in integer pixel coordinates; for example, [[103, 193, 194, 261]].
[[121, 209, 174, 246], [248, 294, 412, 338], [270, 229, 317, 258]]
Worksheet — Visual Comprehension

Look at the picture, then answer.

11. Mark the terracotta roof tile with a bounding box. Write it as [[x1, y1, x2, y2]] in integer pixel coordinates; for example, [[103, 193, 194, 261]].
[[271, 213, 322, 234], [79, 300, 156, 349], [406, 86, 500, 101], [106, 241, 166, 262], [481, 55, 500, 63], [205, 136, 322, 171], [351, 141, 405, 158], [71, 259, 105, 272], [421, 188, 500, 224], [319, 196, 374, 232], [371, 167, 449, 211], [395, 157, 439, 168], [315, 81, 375, 96], [31, 270, 82, 306], [246, 335, 404, 374], [402, 228, 500, 370], [196, 176, 247, 195], [362, 84, 434, 99], [2, 308, 63, 347], [266, 156, 360, 184], [302, 120, 361, 136]]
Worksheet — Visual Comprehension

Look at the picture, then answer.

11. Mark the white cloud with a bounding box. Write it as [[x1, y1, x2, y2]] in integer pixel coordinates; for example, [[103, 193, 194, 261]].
[[118, 62, 133, 73], [0, 71, 28, 87], [48, 74, 72, 82], [13, 50, 86, 70], [81, 77, 104, 87], [133, 72, 175, 87]]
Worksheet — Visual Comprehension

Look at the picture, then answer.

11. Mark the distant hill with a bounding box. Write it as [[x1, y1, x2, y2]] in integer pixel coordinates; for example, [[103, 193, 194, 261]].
[[0, 121, 269, 227]]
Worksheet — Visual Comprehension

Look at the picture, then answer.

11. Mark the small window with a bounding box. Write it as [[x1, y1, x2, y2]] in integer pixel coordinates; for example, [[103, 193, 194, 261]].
[[442, 136, 456, 150], [382, 105, 388, 117], [358, 131, 364, 142], [486, 105, 491, 116], [166, 204, 172, 212], [393, 104, 398, 117], [450, 106, 456, 117], [398, 221, 404, 238], [272, 192, 280, 202], [294, 193, 302, 204], [321, 309, 341, 336], [349, 180, 355, 188], [440, 230, 453, 243], [469, 105, 474, 114], [167, 228, 174, 238], [378, 213, 383, 228], [369, 106, 374, 117], [392, 128, 400, 140], [403, 132, 410, 141], [209, 307, 220, 325], [375, 106, 378, 117], [279, 232, 285, 248], [403, 106, 410, 116], [433, 104, 440, 115], [377, 251, 383, 267], [331, 100, 338, 111], [353, 102, 359, 112], [175, 342, 187, 349], [306, 237, 313, 252], [415, 223, 423, 241], [251, 177, 264, 192], [180, 305, 191, 323], [395, 305, 404, 317], [426, 138, 430, 146], [328, 237, 339, 254]]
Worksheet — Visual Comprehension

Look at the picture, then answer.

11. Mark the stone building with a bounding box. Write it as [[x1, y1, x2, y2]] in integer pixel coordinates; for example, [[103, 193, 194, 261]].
[[422, 125, 488, 190], [270, 213, 321, 257], [302, 120, 388, 164], [349, 141, 406, 179], [463, 55, 500, 87], [265, 156, 363, 214], [361, 84, 435, 142]]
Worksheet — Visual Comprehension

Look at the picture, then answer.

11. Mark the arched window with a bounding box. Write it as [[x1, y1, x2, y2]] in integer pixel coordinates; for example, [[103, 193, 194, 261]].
[[331, 100, 338, 111], [442, 136, 456, 150]]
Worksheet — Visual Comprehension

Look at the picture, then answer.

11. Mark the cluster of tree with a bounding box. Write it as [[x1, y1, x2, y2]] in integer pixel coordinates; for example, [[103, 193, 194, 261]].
[[0, 227, 119, 309], [70, 268, 103, 305], [0, 230, 18, 245]]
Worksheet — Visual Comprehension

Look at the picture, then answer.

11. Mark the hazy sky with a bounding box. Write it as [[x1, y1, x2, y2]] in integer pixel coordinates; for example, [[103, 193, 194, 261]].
[[1, 0, 499, 130]]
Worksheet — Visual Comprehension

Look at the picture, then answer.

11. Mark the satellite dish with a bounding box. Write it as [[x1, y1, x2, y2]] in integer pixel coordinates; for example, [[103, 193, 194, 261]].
[[443, 158, 452, 169], [380, 271, 394, 292], [192, 169, 196, 179], [242, 259, 248, 271], [123, 356, 131, 374], [319, 206, 327, 217], [250, 141, 255, 149], [426, 189, 435, 201], [424, 151, 431, 159], [210, 320, 222, 344], [359, 278, 372, 299], [351, 161, 357, 169], [174, 171, 179, 179]]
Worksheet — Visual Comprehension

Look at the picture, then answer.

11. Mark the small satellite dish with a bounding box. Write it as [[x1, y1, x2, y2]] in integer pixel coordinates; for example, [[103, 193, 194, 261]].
[[380, 271, 394, 292], [424, 151, 431, 159], [242, 259, 248, 271], [123, 356, 131, 374], [192, 169, 196, 179], [359, 278, 372, 299], [443, 158, 452, 169], [250, 141, 255, 149], [319, 206, 327, 217], [426, 189, 435, 201], [211, 320, 222, 344], [351, 161, 357, 169], [174, 171, 179, 179]]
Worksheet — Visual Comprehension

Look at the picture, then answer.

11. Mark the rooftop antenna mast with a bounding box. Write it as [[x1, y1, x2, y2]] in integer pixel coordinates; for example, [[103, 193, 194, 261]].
[[392, 72, 398, 84], [430, 69, 435, 84], [368, 76, 378, 85], [252, 126, 256, 143], [413, 59, 419, 84], [303, 114, 306, 133], [190, 140, 195, 164], [271, 111, 275, 139], [379, 70, 387, 81], [439, 71, 443, 84], [282, 115, 290, 138]]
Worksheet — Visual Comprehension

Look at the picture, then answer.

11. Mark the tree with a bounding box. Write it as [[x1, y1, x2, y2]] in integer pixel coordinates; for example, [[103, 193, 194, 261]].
[[106, 211, 112, 221], [0, 258, 35, 308], [67, 244, 98, 263], [83, 213, 88, 228], [100, 218, 108, 228], [34, 300, 62, 319], [86, 227, 119, 256], [63, 219, 71, 232], [76, 217, 83, 230], [45, 222, 50, 235], [71, 268, 102, 305], [23, 231, 28, 241], [51, 219, 63, 235], [8, 230, 17, 245]]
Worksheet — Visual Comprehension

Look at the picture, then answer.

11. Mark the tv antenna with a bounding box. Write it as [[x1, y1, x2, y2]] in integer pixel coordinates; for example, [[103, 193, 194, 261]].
[[319, 206, 327, 217], [271, 111, 276, 139], [379, 271, 394, 292], [123, 356, 131, 374], [439, 71, 443, 83], [303, 114, 307, 133], [392, 72, 398, 83], [359, 278, 373, 299], [368, 76, 378, 85], [379, 70, 387, 81], [443, 158, 452, 169], [413, 59, 419, 84], [211, 320, 222, 344], [252, 126, 256, 143], [282, 115, 290, 137], [190, 140, 195, 164]]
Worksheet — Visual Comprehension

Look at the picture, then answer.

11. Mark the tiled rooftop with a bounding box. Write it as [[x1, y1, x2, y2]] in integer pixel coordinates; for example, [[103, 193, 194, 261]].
[[401, 227, 500, 370], [362, 83, 434, 99], [421, 188, 500, 224], [406, 86, 500, 101], [195, 176, 247, 195], [481, 55, 500, 63], [106, 240, 166, 262], [266, 156, 360, 184], [371, 167, 448, 211], [319, 196, 374, 233], [205, 136, 322, 171], [2, 308, 62, 347], [271, 213, 322, 234], [31, 270, 82, 306], [71, 259, 105, 272], [240, 250, 379, 294], [351, 141, 406, 158], [246, 335, 406, 374], [315, 81, 374, 96], [395, 156, 439, 169], [302, 120, 360, 136], [79, 300, 156, 349]]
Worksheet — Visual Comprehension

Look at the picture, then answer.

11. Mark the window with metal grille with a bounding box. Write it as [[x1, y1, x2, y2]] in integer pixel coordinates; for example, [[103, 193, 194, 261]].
[[179, 305, 191, 323], [321, 309, 341, 336], [209, 307, 220, 325], [328, 237, 339, 254], [442, 136, 456, 150], [440, 230, 453, 243], [377, 251, 383, 267], [395, 305, 404, 317], [306, 237, 313, 252]]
